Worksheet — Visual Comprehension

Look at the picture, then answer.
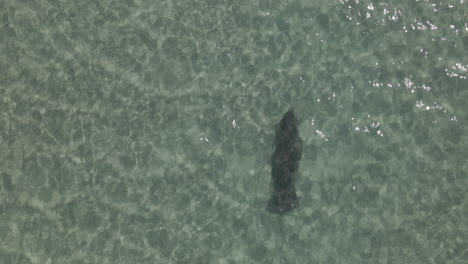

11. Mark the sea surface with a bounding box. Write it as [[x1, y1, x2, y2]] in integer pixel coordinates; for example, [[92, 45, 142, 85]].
[[1, 0, 467, 263]]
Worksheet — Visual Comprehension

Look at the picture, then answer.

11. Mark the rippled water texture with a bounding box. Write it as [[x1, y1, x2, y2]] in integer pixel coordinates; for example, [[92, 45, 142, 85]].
[[1, 0, 467, 263]]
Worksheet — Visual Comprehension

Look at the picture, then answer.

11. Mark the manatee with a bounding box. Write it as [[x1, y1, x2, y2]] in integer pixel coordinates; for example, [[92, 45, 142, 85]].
[[267, 108, 302, 215]]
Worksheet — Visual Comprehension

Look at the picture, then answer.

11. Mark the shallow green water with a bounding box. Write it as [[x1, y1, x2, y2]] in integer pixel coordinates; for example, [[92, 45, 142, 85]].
[[1, 0, 467, 263]]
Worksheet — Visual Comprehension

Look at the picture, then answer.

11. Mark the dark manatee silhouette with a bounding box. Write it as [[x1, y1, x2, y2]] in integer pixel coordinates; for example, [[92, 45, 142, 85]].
[[267, 108, 302, 215]]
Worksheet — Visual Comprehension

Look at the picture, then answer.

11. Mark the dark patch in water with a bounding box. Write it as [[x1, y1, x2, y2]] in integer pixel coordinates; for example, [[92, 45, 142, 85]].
[[267, 108, 302, 215]]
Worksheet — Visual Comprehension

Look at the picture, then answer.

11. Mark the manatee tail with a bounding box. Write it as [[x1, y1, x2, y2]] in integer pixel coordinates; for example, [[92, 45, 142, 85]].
[[267, 189, 299, 215]]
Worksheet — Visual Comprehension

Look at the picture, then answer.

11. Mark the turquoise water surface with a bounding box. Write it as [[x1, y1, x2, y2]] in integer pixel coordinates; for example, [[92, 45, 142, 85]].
[[1, 0, 467, 263]]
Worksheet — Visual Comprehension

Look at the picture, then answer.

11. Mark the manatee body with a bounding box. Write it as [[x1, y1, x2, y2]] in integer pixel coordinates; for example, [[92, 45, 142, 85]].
[[267, 108, 302, 215]]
